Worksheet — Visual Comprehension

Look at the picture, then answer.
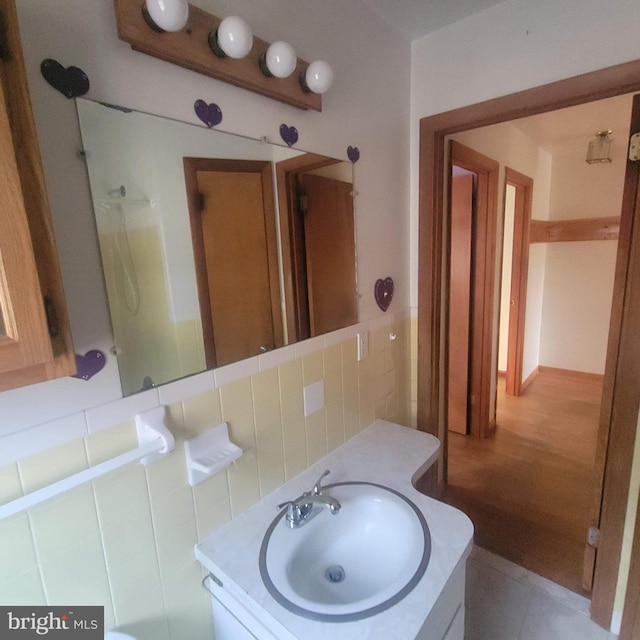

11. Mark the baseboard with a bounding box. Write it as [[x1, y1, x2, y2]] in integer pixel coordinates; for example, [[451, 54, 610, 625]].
[[520, 367, 539, 392], [538, 365, 604, 383]]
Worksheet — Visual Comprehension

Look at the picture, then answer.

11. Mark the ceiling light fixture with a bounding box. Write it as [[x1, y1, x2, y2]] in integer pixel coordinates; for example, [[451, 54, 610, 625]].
[[586, 130, 613, 164]]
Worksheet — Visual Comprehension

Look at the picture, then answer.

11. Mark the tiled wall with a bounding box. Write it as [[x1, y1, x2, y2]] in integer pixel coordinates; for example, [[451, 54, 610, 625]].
[[0, 313, 413, 640]]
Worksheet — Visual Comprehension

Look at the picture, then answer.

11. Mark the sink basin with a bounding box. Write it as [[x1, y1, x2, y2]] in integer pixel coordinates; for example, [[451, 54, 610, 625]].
[[259, 481, 431, 622]]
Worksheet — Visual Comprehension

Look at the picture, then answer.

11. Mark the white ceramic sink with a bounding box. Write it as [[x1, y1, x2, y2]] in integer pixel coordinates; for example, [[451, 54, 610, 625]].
[[259, 481, 431, 622]]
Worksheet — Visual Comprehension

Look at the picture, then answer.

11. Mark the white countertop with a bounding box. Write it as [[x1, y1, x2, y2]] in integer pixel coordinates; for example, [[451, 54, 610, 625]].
[[195, 419, 474, 640]]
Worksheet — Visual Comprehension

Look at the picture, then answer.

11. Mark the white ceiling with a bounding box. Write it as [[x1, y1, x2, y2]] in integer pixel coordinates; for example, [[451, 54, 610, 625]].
[[510, 93, 634, 156], [358, 0, 507, 40]]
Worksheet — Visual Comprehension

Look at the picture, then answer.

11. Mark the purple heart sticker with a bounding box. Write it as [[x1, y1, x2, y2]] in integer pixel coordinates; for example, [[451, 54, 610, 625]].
[[347, 146, 360, 163], [194, 100, 223, 128], [280, 124, 299, 148], [41, 58, 90, 99], [72, 349, 106, 381], [374, 278, 394, 312]]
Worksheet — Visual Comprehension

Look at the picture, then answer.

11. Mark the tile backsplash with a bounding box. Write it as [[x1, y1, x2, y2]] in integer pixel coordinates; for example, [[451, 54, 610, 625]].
[[0, 313, 413, 640]]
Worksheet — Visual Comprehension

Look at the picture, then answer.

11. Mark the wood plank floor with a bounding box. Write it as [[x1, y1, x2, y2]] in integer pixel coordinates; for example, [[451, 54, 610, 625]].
[[441, 371, 602, 595]]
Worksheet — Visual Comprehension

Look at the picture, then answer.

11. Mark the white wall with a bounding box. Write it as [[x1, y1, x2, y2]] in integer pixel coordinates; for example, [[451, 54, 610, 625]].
[[0, 0, 411, 438], [448, 122, 552, 406], [410, 0, 640, 309], [538, 150, 623, 374]]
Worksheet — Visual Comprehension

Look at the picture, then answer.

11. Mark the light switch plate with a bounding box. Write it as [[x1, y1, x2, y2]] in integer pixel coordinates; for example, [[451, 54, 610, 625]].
[[303, 380, 325, 417], [357, 331, 369, 361]]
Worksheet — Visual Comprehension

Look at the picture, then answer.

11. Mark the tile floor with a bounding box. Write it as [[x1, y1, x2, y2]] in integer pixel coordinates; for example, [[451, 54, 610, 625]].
[[465, 546, 618, 640]]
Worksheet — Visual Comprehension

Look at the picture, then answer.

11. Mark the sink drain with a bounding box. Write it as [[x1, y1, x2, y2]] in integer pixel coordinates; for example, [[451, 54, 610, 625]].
[[325, 565, 346, 583]]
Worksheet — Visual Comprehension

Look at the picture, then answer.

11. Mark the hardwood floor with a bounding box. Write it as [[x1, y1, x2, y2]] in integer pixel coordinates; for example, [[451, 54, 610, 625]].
[[441, 371, 602, 594]]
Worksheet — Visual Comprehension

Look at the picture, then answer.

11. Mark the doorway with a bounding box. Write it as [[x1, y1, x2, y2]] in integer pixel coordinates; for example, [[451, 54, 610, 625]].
[[417, 61, 640, 630]]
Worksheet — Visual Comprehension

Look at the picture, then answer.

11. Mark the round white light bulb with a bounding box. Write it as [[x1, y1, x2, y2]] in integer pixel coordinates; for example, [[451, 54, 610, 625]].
[[144, 0, 189, 32], [305, 60, 334, 94], [265, 41, 297, 78], [217, 16, 253, 59]]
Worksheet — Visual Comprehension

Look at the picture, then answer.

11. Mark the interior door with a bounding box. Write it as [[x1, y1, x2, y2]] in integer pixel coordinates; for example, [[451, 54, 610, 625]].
[[448, 141, 499, 439], [300, 173, 357, 337], [448, 173, 473, 434], [184, 158, 283, 368]]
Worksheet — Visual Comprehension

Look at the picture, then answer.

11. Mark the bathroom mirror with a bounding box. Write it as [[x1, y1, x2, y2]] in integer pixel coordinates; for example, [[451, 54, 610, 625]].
[[76, 99, 357, 396]]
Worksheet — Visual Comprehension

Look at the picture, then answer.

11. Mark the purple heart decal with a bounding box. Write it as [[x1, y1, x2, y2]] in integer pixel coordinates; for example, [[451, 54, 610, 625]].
[[194, 99, 223, 128], [40, 59, 90, 98], [347, 146, 360, 163], [72, 349, 106, 381], [280, 124, 298, 148], [374, 278, 394, 312]]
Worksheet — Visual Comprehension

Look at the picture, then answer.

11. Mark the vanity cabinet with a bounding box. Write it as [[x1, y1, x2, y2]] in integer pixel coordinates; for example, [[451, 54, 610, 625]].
[[0, 0, 75, 391]]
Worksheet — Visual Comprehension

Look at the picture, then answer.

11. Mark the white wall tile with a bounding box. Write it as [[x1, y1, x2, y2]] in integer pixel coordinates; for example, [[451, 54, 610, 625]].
[[85, 389, 160, 433], [0, 412, 88, 466]]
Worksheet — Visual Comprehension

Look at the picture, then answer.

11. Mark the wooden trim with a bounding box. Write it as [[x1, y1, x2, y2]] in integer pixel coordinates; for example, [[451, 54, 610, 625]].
[[418, 59, 640, 627], [530, 217, 620, 243], [449, 141, 499, 439], [503, 168, 533, 397], [113, 0, 321, 112], [537, 366, 604, 383], [520, 366, 539, 393]]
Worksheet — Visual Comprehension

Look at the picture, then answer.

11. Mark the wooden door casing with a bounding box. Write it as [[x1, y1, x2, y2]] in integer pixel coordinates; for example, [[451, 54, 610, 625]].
[[503, 168, 533, 397], [449, 141, 499, 440], [418, 61, 640, 630]]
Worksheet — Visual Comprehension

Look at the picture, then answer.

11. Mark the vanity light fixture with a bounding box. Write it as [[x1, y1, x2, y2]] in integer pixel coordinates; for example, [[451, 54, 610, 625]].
[[142, 0, 189, 32], [261, 41, 298, 79], [586, 129, 613, 164], [113, 0, 326, 111], [208, 15, 253, 59]]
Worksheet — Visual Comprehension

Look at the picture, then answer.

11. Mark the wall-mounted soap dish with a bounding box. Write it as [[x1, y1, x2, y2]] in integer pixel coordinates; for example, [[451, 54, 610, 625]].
[[185, 422, 242, 486]]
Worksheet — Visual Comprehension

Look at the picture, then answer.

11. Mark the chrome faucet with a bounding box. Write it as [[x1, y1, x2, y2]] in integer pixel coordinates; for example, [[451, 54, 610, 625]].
[[277, 469, 341, 528]]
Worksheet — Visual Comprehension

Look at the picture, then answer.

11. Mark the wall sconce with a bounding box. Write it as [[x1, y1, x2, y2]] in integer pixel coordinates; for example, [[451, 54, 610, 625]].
[[114, 0, 330, 111], [586, 130, 613, 164]]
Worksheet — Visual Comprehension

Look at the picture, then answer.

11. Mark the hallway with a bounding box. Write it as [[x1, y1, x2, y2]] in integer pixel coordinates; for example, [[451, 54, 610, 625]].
[[443, 371, 602, 594]]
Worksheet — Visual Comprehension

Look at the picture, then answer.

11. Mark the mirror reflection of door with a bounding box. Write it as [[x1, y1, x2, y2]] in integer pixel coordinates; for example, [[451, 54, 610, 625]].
[[277, 155, 357, 343], [299, 173, 357, 338], [183, 158, 283, 368]]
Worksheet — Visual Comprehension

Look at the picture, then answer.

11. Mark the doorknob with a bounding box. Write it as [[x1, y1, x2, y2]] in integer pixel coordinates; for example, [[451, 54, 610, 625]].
[[510, 300, 515, 306], [260, 345, 273, 353]]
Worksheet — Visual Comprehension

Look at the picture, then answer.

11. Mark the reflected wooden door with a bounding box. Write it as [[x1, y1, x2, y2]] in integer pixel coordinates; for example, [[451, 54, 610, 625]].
[[184, 158, 282, 368], [300, 174, 357, 336]]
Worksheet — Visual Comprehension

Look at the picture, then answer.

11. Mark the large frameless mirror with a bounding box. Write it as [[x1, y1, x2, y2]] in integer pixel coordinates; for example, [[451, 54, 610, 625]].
[[76, 99, 358, 396]]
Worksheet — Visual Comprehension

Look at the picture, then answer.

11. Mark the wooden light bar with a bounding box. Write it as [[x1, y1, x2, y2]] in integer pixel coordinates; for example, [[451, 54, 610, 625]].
[[113, 0, 322, 112], [530, 216, 620, 243]]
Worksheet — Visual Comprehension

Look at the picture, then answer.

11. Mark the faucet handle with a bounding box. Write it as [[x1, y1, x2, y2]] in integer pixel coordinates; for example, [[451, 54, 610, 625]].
[[276, 500, 304, 527], [312, 469, 331, 496]]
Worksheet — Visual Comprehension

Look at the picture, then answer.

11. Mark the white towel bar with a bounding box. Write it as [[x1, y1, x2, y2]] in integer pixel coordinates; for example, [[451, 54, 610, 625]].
[[0, 406, 175, 521]]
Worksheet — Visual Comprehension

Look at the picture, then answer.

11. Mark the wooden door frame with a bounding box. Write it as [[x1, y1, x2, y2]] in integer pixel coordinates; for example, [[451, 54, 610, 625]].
[[417, 59, 640, 629], [449, 141, 499, 439], [183, 157, 283, 368], [502, 168, 533, 396]]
